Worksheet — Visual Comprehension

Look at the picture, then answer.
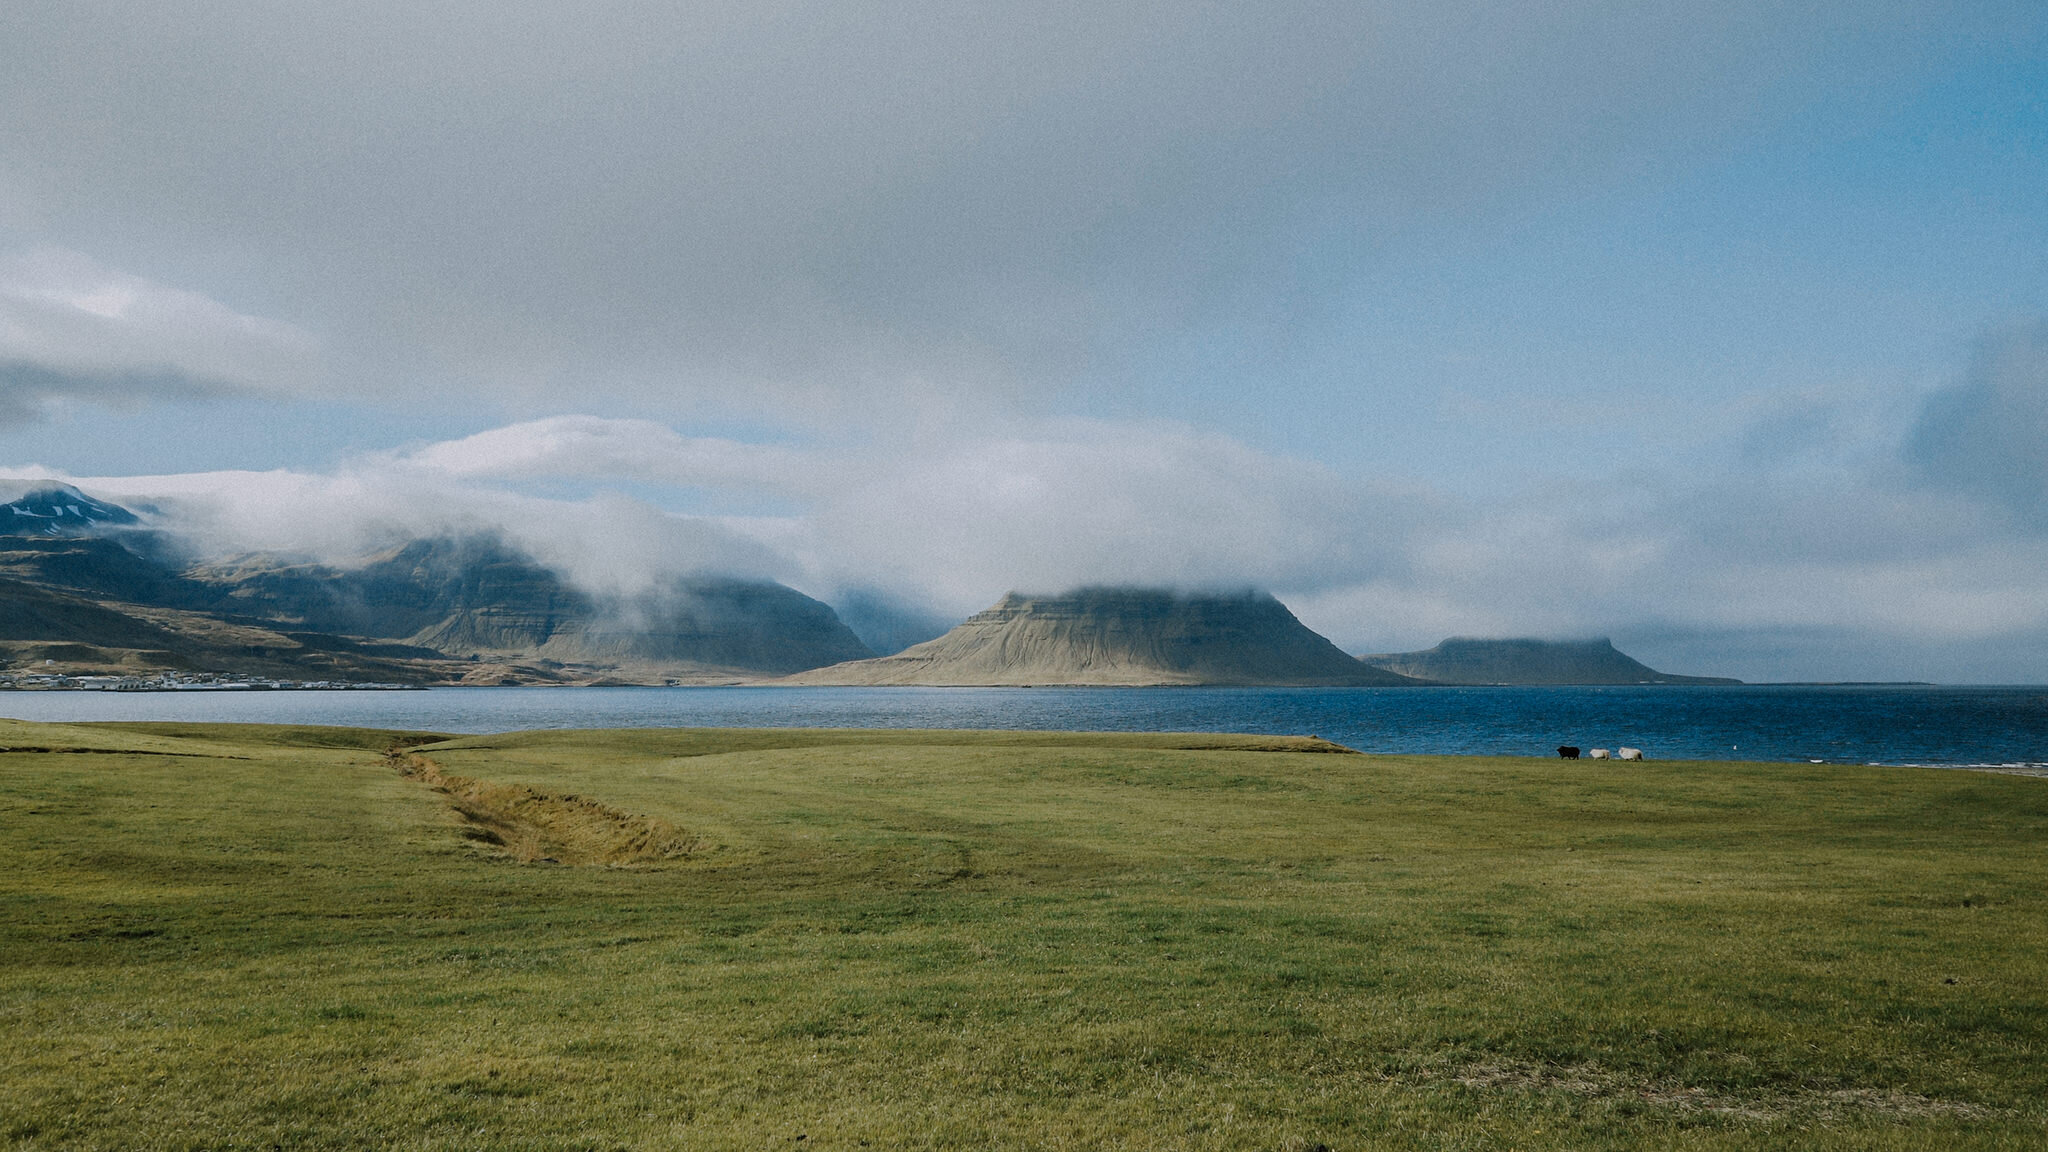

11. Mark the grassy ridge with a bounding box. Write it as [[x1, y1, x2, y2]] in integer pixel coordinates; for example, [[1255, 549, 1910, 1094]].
[[2, 721, 2045, 1149]]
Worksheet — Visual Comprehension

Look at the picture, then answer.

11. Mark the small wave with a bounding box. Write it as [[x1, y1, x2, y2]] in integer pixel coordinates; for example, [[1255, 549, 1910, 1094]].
[[1906, 762, 2048, 775]]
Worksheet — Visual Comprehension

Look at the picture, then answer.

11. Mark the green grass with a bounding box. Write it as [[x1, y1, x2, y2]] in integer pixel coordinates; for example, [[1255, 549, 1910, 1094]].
[[2, 718, 2045, 1150]]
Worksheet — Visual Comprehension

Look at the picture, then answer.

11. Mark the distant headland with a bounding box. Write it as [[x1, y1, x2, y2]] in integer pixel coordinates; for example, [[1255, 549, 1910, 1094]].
[[1357, 637, 1741, 686], [781, 588, 1421, 686]]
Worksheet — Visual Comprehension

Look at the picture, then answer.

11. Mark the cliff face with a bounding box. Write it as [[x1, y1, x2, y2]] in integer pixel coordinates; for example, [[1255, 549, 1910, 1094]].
[[1357, 637, 1739, 685], [194, 538, 590, 648], [784, 588, 1420, 686]]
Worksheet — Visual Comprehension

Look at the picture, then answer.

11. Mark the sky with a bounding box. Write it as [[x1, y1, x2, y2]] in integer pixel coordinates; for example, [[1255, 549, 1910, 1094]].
[[1, 0, 2045, 681]]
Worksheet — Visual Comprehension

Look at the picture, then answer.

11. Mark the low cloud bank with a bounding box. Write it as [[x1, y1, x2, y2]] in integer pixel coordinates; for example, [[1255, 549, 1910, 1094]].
[[20, 466, 790, 600], [13, 323, 2048, 682]]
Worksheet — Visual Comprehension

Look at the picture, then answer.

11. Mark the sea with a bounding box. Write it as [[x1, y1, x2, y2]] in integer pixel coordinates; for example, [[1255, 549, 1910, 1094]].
[[2, 684, 2045, 769]]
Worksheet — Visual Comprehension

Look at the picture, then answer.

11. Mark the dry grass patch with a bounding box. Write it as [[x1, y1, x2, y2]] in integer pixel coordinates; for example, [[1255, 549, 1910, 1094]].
[[1444, 1060, 1998, 1122], [392, 750, 704, 866]]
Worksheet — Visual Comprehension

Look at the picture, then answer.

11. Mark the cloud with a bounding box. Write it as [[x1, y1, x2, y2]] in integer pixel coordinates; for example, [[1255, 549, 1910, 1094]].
[[0, 1, 2039, 682], [0, 362, 213, 427], [1904, 320, 2048, 527], [0, 246, 318, 422], [373, 414, 1445, 615], [23, 413, 1446, 622], [392, 415, 816, 494], [24, 463, 787, 598], [0, 0, 1955, 416], [24, 306, 2048, 684], [795, 422, 1443, 613]]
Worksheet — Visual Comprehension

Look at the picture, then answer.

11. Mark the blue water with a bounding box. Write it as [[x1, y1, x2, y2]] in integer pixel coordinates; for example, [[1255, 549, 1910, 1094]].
[[2, 684, 2045, 767]]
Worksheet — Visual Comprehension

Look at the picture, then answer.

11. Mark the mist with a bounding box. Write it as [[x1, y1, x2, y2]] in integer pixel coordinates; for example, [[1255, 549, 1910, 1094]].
[[21, 313, 2048, 683]]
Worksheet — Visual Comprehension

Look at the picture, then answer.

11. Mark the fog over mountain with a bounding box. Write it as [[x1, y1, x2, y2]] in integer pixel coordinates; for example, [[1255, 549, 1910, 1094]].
[[0, 483, 873, 682], [21, 348, 2048, 684]]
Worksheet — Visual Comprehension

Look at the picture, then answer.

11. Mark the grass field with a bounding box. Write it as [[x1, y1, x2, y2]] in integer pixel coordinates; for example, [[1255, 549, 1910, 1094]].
[[2, 719, 2045, 1150]]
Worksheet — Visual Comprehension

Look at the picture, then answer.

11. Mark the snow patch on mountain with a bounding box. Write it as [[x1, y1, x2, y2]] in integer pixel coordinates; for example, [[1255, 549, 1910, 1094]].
[[0, 481, 141, 535]]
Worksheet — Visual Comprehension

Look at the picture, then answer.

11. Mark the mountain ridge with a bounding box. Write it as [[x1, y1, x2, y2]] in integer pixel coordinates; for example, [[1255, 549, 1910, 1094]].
[[0, 486, 1743, 688], [0, 490, 873, 683]]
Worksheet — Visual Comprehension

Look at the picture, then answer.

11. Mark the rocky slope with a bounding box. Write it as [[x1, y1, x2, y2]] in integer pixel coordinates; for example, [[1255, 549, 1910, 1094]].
[[0, 488, 873, 683], [0, 574, 467, 683], [784, 588, 1421, 686], [1357, 637, 1739, 685], [192, 537, 873, 678]]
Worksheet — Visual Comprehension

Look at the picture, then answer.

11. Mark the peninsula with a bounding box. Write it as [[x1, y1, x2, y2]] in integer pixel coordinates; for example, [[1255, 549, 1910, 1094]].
[[1358, 636, 1740, 685]]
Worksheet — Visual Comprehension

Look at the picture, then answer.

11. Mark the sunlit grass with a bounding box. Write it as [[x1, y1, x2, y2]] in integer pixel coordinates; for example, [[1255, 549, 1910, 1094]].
[[2, 719, 2044, 1149]]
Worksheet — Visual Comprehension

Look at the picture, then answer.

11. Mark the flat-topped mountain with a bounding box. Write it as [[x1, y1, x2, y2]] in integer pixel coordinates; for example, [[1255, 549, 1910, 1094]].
[[784, 587, 1422, 686], [1357, 637, 1739, 685]]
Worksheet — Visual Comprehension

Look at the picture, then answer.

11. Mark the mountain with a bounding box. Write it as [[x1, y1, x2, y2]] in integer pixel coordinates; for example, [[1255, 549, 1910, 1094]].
[[1357, 637, 1740, 685], [0, 532, 211, 609], [188, 537, 875, 679], [0, 483, 141, 536], [830, 588, 956, 656], [0, 572, 465, 683], [784, 587, 1422, 686], [0, 507, 441, 681], [0, 490, 874, 683]]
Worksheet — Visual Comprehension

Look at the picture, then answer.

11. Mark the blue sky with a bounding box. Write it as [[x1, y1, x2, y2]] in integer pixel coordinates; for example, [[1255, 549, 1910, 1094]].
[[1, 1, 2045, 680]]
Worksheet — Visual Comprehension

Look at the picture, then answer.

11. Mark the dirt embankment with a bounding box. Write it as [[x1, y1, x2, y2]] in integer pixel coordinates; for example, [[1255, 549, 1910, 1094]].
[[390, 750, 703, 865]]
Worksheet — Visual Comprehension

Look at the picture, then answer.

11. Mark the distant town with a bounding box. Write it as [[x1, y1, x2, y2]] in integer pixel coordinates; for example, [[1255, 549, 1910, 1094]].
[[0, 669, 420, 692]]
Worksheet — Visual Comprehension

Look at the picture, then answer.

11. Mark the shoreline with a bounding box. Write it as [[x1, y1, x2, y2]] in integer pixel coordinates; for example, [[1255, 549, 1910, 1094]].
[[0, 678, 1966, 691], [0, 685, 2039, 769]]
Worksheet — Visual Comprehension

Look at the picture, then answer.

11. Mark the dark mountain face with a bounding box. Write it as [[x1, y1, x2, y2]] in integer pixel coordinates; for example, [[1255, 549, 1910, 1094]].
[[1358, 637, 1740, 685], [0, 534, 213, 608], [187, 535, 874, 676], [0, 573, 464, 682], [0, 492, 453, 678], [831, 588, 956, 656], [0, 494, 873, 680], [788, 586, 1419, 686], [593, 577, 878, 675], [0, 576, 193, 649], [0, 485, 141, 536], [193, 537, 581, 641], [0, 489, 221, 616]]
